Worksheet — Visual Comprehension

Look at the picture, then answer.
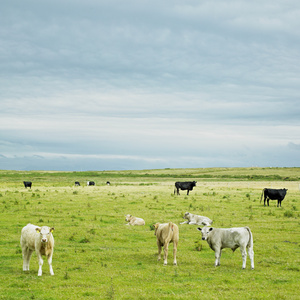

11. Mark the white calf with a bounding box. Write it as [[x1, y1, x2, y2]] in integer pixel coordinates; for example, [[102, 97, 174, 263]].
[[125, 214, 145, 226], [180, 212, 213, 226], [197, 226, 254, 269], [20, 223, 55, 276]]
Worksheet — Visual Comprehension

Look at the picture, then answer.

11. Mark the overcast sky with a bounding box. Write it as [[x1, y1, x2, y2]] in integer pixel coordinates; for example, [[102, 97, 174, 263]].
[[1, 0, 299, 171]]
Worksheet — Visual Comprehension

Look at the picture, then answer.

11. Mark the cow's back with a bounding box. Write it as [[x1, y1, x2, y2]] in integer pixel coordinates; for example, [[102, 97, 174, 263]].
[[208, 228, 248, 250], [21, 224, 38, 250], [157, 223, 179, 244]]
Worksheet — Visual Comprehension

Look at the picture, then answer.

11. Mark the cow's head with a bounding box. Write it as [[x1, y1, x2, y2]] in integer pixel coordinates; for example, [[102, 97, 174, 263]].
[[125, 214, 132, 222], [197, 226, 213, 240], [36, 226, 54, 243], [183, 212, 190, 219], [193, 181, 197, 186]]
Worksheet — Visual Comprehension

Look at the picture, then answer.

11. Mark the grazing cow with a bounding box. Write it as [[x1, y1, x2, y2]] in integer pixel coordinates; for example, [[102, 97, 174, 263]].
[[174, 181, 196, 195], [23, 181, 32, 189], [106, 181, 110, 185], [154, 222, 179, 265], [180, 212, 213, 226], [75, 181, 80, 186], [20, 223, 55, 276], [197, 226, 254, 269], [87, 181, 95, 186], [125, 214, 145, 226], [260, 188, 288, 207]]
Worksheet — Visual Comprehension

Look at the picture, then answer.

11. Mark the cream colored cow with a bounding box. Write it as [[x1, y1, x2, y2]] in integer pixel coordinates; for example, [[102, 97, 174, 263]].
[[154, 222, 179, 265]]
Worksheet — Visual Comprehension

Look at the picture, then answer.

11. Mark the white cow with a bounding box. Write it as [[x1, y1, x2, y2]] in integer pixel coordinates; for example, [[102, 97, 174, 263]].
[[197, 226, 254, 269], [20, 223, 55, 276], [154, 222, 179, 266], [125, 214, 145, 226], [180, 212, 213, 226]]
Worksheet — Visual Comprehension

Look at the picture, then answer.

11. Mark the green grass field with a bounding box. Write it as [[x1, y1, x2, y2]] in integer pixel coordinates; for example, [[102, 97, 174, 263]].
[[0, 168, 299, 299]]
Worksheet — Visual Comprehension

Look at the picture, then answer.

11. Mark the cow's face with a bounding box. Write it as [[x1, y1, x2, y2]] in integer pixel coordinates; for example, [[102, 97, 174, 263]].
[[197, 226, 213, 240], [125, 214, 132, 222], [36, 226, 54, 243], [183, 212, 190, 219], [193, 181, 197, 187]]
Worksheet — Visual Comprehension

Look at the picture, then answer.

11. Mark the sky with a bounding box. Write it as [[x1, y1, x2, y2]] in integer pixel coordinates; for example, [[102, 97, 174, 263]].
[[1, 0, 300, 171]]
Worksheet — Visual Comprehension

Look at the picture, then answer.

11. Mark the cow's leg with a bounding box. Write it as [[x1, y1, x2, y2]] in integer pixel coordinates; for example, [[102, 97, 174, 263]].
[[173, 242, 177, 265], [267, 198, 269, 206], [187, 190, 189, 195], [240, 246, 247, 269], [263, 196, 266, 206], [36, 251, 43, 276], [157, 241, 162, 262], [47, 253, 54, 275], [214, 249, 221, 267], [22, 247, 28, 271], [177, 188, 180, 195], [22, 248, 33, 271], [247, 246, 254, 269], [163, 242, 169, 265], [188, 221, 197, 225], [180, 221, 189, 224]]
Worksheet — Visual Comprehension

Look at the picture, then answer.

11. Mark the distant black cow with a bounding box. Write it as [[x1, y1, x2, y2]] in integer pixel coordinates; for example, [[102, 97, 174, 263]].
[[87, 181, 95, 186], [75, 181, 80, 186], [260, 188, 288, 207], [174, 181, 197, 195], [23, 181, 32, 189], [106, 181, 110, 185]]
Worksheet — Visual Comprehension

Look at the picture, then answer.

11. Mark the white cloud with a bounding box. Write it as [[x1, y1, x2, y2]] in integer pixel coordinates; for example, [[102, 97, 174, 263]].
[[0, 0, 299, 170]]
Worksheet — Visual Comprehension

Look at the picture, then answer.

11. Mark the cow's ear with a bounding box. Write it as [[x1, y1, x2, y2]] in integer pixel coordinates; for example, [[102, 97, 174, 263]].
[[197, 227, 202, 231], [35, 227, 41, 233], [50, 228, 54, 233], [209, 227, 213, 232], [154, 223, 159, 229]]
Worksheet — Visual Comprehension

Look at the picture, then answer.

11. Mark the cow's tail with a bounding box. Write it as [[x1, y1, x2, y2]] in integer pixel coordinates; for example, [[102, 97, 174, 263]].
[[167, 222, 174, 240], [260, 188, 265, 203], [245, 227, 253, 250]]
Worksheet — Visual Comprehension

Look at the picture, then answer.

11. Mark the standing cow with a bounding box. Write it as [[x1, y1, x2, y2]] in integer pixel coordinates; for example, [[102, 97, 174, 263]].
[[154, 222, 179, 266], [87, 181, 95, 186], [20, 223, 55, 276], [75, 181, 80, 186], [260, 188, 288, 207], [174, 181, 197, 195], [23, 181, 32, 189], [197, 226, 254, 269]]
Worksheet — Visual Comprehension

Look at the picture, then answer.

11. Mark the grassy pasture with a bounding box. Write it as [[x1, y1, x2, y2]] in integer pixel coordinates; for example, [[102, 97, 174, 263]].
[[0, 168, 299, 299]]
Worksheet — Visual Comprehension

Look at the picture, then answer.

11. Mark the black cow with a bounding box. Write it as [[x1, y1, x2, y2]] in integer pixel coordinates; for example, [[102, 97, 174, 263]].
[[260, 188, 288, 207], [106, 181, 110, 185], [75, 181, 80, 186], [87, 181, 95, 186], [174, 181, 197, 195], [23, 181, 32, 189]]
